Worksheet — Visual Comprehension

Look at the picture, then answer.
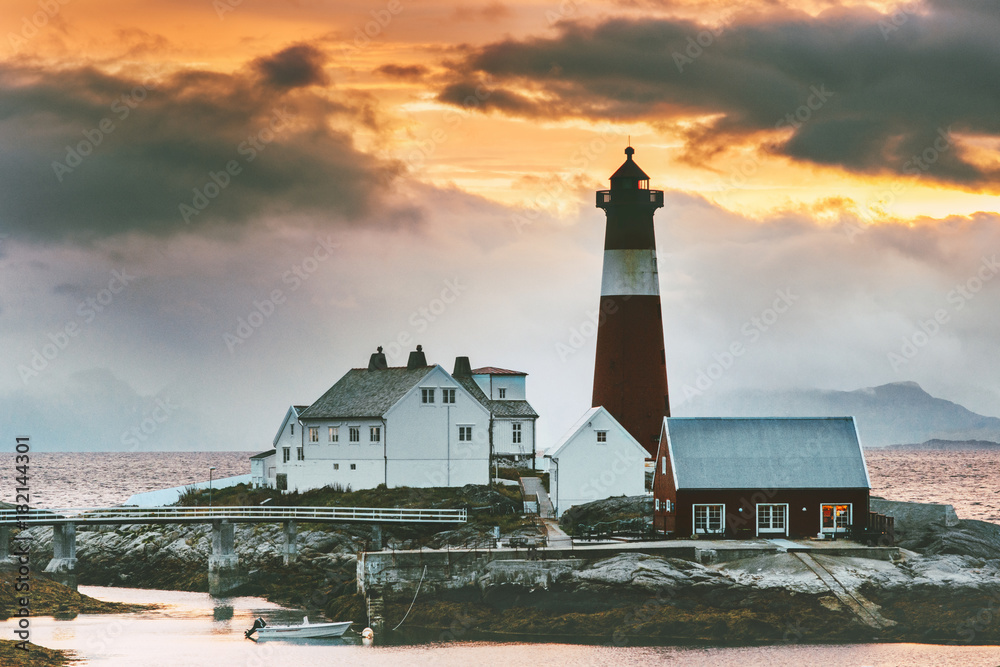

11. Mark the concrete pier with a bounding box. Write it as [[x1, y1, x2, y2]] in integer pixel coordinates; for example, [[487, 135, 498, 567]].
[[208, 520, 241, 596], [0, 525, 9, 560], [283, 520, 297, 565], [43, 524, 78, 590]]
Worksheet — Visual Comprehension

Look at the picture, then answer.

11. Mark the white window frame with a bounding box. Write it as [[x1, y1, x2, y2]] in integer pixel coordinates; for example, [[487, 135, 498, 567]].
[[370, 426, 381, 444], [349, 426, 360, 444], [442, 388, 456, 404], [820, 503, 853, 534], [329, 426, 339, 443], [512, 422, 522, 444], [458, 425, 473, 442], [297, 447, 304, 461], [596, 430, 607, 444], [421, 388, 435, 404], [661, 456, 667, 474], [756, 503, 789, 536], [282, 448, 290, 463], [308, 427, 319, 443], [692, 504, 725, 535]]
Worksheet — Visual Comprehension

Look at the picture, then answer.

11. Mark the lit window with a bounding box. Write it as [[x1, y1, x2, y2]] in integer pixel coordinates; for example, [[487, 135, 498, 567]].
[[821, 504, 852, 533], [309, 427, 318, 443], [442, 388, 456, 404], [421, 388, 435, 404], [349, 427, 360, 443], [282, 448, 290, 463], [596, 431, 607, 443], [459, 426, 472, 442], [512, 422, 522, 444], [297, 447, 304, 461], [329, 426, 339, 443], [498, 388, 506, 399], [370, 426, 381, 443]]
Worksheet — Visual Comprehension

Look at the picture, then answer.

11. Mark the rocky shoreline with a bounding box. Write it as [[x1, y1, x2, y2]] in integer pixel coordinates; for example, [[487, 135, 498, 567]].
[[11, 493, 1000, 647]]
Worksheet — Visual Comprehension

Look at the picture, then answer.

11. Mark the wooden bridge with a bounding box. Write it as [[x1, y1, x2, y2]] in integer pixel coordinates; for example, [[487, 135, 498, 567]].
[[1, 505, 466, 595]]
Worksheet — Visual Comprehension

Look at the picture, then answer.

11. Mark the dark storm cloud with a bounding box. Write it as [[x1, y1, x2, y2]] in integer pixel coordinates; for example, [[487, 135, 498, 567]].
[[375, 64, 431, 79], [437, 0, 1000, 187], [0, 47, 406, 243], [252, 44, 329, 89]]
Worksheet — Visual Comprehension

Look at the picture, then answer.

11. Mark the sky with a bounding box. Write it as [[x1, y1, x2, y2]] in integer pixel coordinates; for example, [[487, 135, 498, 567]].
[[2, 0, 999, 452]]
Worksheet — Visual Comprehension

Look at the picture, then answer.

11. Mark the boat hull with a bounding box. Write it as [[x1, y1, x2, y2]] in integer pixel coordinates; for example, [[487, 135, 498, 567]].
[[255, 621, 352, 639]]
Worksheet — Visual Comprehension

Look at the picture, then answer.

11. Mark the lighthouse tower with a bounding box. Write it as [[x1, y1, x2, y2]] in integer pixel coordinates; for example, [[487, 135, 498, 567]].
[[592, 146, 669, 457]]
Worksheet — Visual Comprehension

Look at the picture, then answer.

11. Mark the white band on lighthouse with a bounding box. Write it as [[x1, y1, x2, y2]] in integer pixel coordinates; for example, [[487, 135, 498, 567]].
[[600, 249, 660, 296]]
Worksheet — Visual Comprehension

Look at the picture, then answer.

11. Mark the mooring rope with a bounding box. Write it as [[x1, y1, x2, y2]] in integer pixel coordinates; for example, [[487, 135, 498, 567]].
[[391, 564, 427, 631]]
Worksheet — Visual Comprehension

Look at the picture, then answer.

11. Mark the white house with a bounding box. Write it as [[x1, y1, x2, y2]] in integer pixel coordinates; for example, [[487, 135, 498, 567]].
[[265, 346, 492, 493], [545, 406, 649, 516], [266, 405, 308, 490], [250, 450, 274, 488], [451, 359, 539, 465]]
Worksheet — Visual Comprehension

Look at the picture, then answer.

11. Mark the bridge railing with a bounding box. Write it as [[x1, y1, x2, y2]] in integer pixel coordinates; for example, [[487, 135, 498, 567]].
[[0, 506, 467, 525]]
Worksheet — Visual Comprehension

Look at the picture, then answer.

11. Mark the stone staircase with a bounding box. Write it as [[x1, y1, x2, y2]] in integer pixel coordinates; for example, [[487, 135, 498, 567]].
[[365, 586, 385, 631]]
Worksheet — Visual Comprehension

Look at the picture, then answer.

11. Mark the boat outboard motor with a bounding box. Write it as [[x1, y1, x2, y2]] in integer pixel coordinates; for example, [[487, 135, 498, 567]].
[[244, 617, 267, 639]]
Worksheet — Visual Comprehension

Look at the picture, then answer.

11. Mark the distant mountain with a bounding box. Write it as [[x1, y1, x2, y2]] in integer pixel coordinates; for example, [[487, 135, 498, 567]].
[[884, 439, 1000, 451], [692, 381, 1000, 448]]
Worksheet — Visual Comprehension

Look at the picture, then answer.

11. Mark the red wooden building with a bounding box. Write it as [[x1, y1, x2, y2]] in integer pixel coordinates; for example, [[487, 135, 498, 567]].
[[652, 417, 871, 539]]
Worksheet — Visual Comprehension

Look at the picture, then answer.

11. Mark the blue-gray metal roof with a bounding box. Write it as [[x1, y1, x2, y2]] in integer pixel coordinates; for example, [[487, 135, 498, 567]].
[[664, 417, 870, 490]]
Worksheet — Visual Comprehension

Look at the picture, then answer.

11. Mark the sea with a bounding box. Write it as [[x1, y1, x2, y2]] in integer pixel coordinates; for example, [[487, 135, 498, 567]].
[[2, 448, 1000, 666]]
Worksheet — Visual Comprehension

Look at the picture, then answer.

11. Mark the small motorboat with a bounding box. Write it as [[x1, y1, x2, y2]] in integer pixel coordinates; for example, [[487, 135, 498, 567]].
[[245, 616, 352, 640]]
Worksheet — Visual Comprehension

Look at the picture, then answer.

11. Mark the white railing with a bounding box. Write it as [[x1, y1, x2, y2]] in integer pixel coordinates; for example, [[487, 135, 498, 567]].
[[0, 506, 467, 525]]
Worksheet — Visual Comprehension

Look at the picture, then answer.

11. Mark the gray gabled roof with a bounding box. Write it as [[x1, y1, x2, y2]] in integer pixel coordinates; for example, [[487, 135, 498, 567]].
[[454, 376, 539, 419], [664, 417, 871, 490], [250, 450, 275, 460], [298, 366, 434, 420]]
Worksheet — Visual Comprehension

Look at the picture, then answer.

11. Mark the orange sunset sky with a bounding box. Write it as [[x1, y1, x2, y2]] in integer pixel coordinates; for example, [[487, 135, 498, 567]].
[[2, 0, 999, 450]]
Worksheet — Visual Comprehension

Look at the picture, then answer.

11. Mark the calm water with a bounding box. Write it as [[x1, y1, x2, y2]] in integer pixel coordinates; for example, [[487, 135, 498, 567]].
[[20, 586, 1000, 666], [4, 450, 1000, 665]]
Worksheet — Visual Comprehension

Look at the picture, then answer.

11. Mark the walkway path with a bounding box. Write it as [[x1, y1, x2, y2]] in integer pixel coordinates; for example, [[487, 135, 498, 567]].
[[519, 477, 554, 518], [793, 552, 894, 630]]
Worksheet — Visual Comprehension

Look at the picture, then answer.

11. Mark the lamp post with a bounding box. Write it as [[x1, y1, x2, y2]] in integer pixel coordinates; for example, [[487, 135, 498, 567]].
[[209, 466, 217, 507], [544, 455, 559, 517]]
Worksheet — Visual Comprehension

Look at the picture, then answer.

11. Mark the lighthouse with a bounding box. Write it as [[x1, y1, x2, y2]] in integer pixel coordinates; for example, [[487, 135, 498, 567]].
[[592, 146, 669, 457]]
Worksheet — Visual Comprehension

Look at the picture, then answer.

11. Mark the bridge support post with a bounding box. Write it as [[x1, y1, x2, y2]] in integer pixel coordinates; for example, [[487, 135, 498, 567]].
[[371, 524, 383, 551], [208, 520, 241, 596], [283, 520, 297, 565], [0, 525, 9, 560], [44, 523, 78, 590]]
